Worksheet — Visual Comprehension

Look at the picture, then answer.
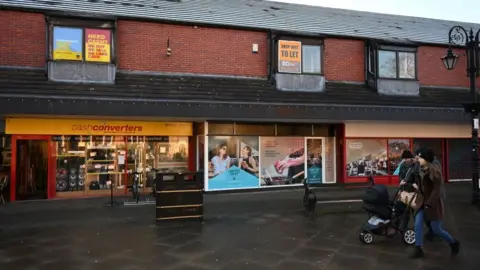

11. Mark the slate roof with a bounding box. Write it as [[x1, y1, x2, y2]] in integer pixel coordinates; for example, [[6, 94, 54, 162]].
[[1, 0, 479, 46], [0, 68, 471, 109]]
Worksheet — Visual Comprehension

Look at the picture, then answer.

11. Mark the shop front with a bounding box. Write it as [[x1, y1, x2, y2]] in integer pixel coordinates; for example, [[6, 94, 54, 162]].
[[198, 122, 341, 192], [6, 118, 193, 201], [344, 122, 472, 185]]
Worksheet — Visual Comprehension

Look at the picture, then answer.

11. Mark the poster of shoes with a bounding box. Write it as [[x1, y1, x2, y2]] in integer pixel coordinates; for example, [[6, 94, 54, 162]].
[[259, 137, 305, 186], [207, 136, 260, 191]]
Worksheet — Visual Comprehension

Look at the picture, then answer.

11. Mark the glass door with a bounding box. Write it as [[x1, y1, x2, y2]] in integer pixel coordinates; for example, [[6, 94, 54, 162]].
[[14, 138, 49, 200], [305, 137, 325, 184]]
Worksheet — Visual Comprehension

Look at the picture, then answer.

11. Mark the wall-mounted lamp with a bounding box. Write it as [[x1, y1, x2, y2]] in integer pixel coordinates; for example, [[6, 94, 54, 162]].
[[166, 37, 172, 56]]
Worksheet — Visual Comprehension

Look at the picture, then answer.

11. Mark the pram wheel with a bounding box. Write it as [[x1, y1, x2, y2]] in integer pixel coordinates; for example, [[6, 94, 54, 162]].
[[403, 229, 415, 245], [359, 231, 374, 244]]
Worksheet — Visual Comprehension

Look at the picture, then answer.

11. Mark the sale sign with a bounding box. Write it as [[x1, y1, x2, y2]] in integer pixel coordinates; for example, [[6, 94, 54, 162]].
[[85, 29, 111, 63], [278, 40, 302, 73]]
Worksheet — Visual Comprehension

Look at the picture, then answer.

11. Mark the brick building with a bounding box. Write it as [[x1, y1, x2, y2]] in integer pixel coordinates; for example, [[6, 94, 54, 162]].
[[0, 0, 477, 201]]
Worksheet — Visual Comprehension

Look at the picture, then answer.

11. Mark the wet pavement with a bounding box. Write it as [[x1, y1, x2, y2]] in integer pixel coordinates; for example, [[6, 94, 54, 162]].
[[0, 184, 479, 270]]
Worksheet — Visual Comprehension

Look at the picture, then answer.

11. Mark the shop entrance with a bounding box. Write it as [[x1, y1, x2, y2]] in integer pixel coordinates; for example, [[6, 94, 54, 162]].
[[15, 139, 49, 200]]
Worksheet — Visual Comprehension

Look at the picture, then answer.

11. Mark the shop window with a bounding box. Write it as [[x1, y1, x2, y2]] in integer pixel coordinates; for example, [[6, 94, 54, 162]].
[[346, 139, 388, 177], [447, 139, 470, 181], [413, 138, 443, 164], [54, 135, 189, 197], [47, 17, 116, 83], [207, 136, 260, 190], [126, 136, 189, 193], [387, 139, 411, 175]]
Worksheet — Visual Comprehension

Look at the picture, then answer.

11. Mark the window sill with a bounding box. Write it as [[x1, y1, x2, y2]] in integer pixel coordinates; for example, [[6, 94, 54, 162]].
[[275, 73, 326, 92], [376, 78, 420, 96]]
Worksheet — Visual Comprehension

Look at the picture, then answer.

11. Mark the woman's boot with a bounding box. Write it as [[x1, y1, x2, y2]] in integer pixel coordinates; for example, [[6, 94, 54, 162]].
[[450, 241, 460, 257], [409, 246, 424, 259]]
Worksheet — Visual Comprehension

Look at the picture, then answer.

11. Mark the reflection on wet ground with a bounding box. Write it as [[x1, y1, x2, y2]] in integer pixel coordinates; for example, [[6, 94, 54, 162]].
[[0, 186, 479, 270]]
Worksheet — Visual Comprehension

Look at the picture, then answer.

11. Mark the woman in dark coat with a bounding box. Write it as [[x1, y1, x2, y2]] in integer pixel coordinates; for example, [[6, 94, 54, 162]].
[[410, 148, 460, 259]]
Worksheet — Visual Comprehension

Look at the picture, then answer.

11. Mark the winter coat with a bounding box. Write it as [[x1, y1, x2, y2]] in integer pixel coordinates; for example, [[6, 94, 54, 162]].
[[417, 161, 445, 221]]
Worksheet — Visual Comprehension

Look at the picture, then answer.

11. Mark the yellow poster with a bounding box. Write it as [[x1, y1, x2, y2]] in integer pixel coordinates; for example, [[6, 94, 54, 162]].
[[5, 118, 192, 136], [85, 28, 111, 63], [278, 40, 302, 73]]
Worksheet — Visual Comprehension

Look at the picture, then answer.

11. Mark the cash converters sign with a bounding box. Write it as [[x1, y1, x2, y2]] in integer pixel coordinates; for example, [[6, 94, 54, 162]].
[[278, 40, 302, 73], [85, 29, 111, 63], [5, 118, 192, 136], [71, 124, 143, 133]]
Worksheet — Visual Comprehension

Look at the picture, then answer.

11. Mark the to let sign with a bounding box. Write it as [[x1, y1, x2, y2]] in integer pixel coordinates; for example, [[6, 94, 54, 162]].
[[85, 29, 111, 63], [278, 40, 302, 73]]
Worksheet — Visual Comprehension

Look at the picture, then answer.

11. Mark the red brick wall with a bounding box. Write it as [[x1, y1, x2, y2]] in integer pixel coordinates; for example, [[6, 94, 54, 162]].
[[0, 11, 45, 67], [117, 20, 268, 77], [324, 38, 365, 82], [418, 46, 480, 87]]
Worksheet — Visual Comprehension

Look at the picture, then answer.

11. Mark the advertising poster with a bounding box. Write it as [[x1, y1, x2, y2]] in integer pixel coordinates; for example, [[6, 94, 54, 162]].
[[306, 138, 323, 184], [207, 136, 259, 190], [53, 27, 83, 61], [85, 29, 111, 63], [346, 139, 388, 177], [278, 40, 302, 73], [260, 137, 305, 186], [324, 137, 336, 183]]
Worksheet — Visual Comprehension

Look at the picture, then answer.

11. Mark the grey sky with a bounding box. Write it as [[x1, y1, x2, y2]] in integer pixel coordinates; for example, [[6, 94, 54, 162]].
[[270, 0, 480, 24]]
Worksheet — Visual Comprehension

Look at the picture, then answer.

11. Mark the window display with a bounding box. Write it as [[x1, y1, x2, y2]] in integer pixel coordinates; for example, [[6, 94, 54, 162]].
[[53, 135, 189, 197], [387, 139, 411, 175], [306, 138, 323, 184], [207, 136, 260, 190], [54, 136, 88, 196], [346, 139, 388, 177], [259, 137, 305, 186]]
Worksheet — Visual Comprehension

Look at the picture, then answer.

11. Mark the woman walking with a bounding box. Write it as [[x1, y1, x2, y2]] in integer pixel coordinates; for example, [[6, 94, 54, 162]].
[[410, 148, 460, 259]]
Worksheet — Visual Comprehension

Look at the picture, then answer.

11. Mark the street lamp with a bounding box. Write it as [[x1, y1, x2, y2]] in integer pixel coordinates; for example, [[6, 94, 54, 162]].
[[443, 26, 480, 204]]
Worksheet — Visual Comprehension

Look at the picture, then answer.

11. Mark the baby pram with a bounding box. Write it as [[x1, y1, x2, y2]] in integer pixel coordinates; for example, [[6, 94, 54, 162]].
[[358, 176, 416, 245]]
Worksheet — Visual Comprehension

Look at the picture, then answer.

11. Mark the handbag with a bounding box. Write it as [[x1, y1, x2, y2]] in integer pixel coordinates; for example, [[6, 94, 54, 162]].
[[399, 190, 424, 210]]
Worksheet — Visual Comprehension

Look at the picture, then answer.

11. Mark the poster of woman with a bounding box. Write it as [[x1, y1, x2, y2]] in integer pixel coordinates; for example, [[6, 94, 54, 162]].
[[207, 136, 260, 191]]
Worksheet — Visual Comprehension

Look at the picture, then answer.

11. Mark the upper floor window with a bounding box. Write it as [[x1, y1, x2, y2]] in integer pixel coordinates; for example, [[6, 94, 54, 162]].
[[277, 39, 322, 75], [52, 26, 113, 63], [367, 44, 417, 80], [47, 16, 116, 83]]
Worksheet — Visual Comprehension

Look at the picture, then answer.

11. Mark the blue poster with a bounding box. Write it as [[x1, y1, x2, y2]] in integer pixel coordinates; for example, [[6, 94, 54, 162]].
[[307, 165, 322, 184], [207, 136, 260, 191], [208, 165, 260, 190], [53, 27, 83, 61]]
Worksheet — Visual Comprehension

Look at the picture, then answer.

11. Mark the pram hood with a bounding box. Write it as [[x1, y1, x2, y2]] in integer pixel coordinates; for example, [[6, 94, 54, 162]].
[[362, 184, 390, 207]]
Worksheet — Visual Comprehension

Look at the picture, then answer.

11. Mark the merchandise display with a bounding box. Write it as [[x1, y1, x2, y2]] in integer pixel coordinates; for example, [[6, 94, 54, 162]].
[[52, 135, 189, 197]]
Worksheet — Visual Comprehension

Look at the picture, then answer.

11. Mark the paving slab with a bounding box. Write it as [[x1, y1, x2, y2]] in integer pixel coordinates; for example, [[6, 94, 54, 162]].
[[0, 183, 478, 270]]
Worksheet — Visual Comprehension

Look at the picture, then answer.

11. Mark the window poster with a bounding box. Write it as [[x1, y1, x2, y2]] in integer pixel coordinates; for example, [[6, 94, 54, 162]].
[[278, 40, 302, 73], [324, 137, 336, 183], [85, 28, 112, 63], [306, 138, 323, 184], [259, 137, 305, 186], [207, 136, 260, 191], [346, 139, 388, 177], [53, 27, 83, 61]]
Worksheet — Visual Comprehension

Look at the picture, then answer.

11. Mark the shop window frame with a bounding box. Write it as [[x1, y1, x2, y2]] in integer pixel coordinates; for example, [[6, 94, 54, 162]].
[[344, 137, 418, 185]]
